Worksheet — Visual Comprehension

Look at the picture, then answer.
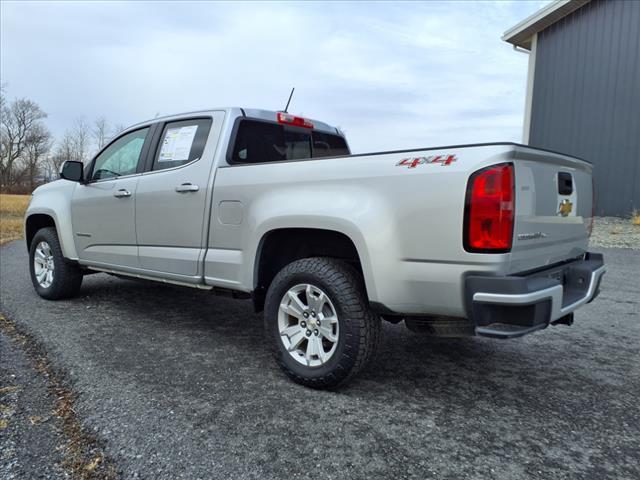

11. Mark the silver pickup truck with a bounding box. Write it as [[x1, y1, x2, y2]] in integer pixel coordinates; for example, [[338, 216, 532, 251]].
[[25, 108, 605, 388]]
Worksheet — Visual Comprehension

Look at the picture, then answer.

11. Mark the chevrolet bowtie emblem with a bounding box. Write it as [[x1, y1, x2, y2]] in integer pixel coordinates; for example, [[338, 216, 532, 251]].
[[558, 199, 573, 217]]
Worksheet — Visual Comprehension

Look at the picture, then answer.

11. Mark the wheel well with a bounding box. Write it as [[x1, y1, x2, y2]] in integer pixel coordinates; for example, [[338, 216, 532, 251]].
[[253, 228, 363, 312], [25, 214, 56, 249]]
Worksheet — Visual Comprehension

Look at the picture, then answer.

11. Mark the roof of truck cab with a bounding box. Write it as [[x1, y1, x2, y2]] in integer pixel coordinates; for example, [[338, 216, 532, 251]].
[[125, 108, 343, 136]]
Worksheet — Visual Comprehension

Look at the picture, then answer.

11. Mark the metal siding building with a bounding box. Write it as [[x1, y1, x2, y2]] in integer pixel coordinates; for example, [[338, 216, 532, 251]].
[[504, 0, 640, 216]]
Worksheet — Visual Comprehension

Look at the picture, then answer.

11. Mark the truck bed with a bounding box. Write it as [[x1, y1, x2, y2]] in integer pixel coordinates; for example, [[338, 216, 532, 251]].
[[210, 142, 594, 317]]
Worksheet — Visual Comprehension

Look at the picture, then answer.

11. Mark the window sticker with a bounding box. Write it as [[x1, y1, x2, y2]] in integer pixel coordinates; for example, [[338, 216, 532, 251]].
[[158, 125, 198, 162]]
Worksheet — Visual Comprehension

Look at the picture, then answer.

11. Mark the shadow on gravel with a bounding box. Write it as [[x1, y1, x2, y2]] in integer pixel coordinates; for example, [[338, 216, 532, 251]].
[[71, 275, 611, 411]]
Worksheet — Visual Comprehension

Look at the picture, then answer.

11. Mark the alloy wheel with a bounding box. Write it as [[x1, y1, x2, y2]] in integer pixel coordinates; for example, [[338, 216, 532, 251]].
[[277, 283, 339, 367], [33, 241, 55, 288]]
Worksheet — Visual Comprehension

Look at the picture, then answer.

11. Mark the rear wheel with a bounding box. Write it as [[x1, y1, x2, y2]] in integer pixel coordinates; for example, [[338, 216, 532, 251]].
[[264, 257, 380, 389], [29, 227, 83, 300]]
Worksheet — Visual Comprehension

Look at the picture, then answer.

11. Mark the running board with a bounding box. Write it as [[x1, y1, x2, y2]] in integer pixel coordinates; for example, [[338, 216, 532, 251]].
[[87, 266, 213, 290]]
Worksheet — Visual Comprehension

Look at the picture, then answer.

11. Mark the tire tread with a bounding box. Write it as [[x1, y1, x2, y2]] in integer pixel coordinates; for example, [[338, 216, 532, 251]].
[[29, 227, 83, 300], [265, 257, 380, 389]]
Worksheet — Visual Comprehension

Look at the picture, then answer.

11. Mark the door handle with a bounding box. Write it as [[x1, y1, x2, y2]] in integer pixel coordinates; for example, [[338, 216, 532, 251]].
[[113, 189, 131, 198], [175, 183, 199, 193]]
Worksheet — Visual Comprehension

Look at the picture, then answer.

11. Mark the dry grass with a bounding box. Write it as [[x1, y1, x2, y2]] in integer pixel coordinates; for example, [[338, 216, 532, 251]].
[[632, 210, 640, 226], [0, 314, 118, 479], [0, 194, 30, 245]]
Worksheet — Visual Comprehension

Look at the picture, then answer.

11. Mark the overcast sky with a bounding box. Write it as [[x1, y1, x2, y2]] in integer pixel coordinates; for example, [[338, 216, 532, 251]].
[[1, 0, 549, 153]]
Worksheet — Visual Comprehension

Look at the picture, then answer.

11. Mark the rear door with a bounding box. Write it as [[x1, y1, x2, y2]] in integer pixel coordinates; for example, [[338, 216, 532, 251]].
[[71, 126, 152, 267], [135, 113, 225, 278], [510, 146, 593, 273]]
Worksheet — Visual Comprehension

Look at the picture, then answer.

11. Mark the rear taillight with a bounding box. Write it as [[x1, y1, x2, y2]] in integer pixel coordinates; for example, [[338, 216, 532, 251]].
[[464, 163, 515, 253], [277, 112, 314, 129]]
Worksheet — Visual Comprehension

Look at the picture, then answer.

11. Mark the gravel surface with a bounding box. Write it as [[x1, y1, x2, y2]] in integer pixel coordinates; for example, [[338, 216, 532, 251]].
[[1, 240, 639, 479], [0, 333, 68, 479], [590, 217, 640, 249], [1, 315, 118, 480]]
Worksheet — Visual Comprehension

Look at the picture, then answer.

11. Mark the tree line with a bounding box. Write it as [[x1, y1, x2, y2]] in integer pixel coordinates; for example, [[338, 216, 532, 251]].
[[0, 87, 125, 194]]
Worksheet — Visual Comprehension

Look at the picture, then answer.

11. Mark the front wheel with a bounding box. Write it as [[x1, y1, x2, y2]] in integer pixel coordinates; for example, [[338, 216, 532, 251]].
[[29, 227, 83, 300], [264, 257, 380, 389]]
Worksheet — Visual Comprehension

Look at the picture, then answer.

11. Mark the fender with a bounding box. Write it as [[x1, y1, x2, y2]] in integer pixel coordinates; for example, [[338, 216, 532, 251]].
[[242, 185, 400, 303], [25, 180, 78, 260]]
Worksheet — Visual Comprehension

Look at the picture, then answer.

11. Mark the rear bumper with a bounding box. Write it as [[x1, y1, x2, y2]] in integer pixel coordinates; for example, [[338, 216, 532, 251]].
[[465, 252, 605, 339]]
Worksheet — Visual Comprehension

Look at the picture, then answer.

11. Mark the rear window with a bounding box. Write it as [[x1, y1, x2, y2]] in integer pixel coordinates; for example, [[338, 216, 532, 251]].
[[312, 131, 350, 158], [231, 120, 349, 164]]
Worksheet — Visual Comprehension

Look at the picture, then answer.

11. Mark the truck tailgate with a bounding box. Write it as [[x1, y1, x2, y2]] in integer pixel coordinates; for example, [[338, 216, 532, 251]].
[[509, 146, 593, 274]]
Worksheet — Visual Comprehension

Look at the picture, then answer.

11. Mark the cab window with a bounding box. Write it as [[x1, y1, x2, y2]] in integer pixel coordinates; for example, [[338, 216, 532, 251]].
[[231, 120, 349, 164], [311, 131, 350, 158], [91, 128, 149, 181], [152, 118, 212, 171]]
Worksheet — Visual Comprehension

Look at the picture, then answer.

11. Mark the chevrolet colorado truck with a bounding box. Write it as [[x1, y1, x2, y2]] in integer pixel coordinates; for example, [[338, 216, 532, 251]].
[[24, 108, 605, 388]]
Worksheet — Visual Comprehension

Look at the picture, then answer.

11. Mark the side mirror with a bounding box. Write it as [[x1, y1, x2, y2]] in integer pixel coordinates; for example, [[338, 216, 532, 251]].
[[60, 160, 84, 182]]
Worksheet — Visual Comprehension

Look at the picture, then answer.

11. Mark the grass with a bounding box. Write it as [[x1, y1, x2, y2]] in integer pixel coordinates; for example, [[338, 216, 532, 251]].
[[0, 314, 118, 479], [0, 194, 30, 245]]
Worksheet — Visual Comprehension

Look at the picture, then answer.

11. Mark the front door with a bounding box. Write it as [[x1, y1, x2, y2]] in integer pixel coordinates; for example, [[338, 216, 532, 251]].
[[135, 114, 223, 277], [71, 126, 151, 267]]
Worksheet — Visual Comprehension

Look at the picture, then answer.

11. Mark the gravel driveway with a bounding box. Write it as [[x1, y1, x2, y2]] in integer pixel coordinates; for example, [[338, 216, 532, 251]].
[[590, 217, 640, 249], [1, 241, 639, 479]]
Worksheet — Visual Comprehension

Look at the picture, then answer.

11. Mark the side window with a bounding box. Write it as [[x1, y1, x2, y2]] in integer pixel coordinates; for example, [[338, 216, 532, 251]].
[[152, 118, 212, 171], [91, 128, 149, 181], [232, 121, 285, 163], [231, 120, 312, 164]]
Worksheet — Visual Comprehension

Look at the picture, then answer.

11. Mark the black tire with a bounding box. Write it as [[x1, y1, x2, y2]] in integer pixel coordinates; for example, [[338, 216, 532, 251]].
[[264, 257, 380, 389], [29, 227, 83, 300]]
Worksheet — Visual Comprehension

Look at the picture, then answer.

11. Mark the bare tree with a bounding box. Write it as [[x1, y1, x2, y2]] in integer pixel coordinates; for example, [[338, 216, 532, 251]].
[[93, 116, 110, 150], [0, 83, 6, 110], [111, 123, 126, 138], [1, 87, 121, 190], [40, 154, 57, 183], [70, 117, 91, 162], [24, 123, 52, 191], [49, 116, 99, 179], [0, 93, 48, 189], [50, 131, 76, 175]]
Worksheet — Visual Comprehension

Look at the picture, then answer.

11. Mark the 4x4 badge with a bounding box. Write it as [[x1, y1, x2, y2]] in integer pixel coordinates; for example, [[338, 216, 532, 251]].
[[396, 154, 457, 169]]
